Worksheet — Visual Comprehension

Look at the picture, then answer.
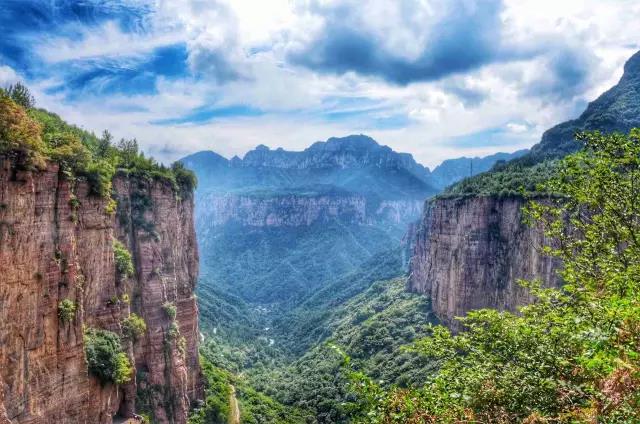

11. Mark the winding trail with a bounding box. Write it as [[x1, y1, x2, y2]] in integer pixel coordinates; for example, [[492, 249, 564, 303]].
[[229, 385, 240, 424]]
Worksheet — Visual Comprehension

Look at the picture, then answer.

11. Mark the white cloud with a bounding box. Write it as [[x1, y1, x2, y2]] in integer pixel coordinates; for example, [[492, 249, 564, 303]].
[[0, 65, 20, 86], [13, 0, 640, 169]]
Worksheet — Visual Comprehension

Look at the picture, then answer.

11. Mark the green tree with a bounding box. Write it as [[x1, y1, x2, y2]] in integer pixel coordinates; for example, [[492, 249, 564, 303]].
[[1, 82, 35, 109], [347, 130, 640, 423], [113, 239, 134, 278], [0, 97, 46, 167], [122, 313, 147, 341], [84, 328, 133, 385]]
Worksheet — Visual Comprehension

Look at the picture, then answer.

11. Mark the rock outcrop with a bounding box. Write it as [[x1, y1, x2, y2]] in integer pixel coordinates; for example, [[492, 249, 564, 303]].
[[0, 159, 202, 423], [409, 196, 560, 327], [197, 192, 423, 228]]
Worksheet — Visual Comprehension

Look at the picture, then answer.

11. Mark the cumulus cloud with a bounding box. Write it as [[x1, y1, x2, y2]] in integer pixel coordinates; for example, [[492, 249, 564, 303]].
[[1, 0, 639, 168], [288, 0, 508, 85]]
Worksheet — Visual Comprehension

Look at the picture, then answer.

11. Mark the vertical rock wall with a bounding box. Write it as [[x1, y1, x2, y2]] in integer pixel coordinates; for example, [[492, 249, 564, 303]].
[[0, 160, 201, 424], [409, 196, 561, 328]]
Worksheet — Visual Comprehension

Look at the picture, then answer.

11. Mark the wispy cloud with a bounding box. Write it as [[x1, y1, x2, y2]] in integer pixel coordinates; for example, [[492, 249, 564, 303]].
[[0, 0, 638, 168]]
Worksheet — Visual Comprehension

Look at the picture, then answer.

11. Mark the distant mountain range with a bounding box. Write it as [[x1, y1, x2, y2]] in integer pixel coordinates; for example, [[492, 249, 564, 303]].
[[182, 134, 527, 196], [429, 149, 528, 189]]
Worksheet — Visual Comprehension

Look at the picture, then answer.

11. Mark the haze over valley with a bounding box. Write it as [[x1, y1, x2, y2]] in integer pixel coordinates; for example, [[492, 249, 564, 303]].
[[1, 1, 640, 423]]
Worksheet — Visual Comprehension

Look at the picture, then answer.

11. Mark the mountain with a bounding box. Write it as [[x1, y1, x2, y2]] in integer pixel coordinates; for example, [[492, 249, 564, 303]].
[[182, 134, 436, 200], [430, 149, 528, 189], [528, 50, 640, 161], [412, 49, 640, 324]]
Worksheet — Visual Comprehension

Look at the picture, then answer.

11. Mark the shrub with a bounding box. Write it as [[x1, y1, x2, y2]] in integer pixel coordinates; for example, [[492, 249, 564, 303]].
[[113, 239, 134, 278], [58, 299, 77, 322], [47, 131, 91, 174], [168, 321, 180, 339], [122, 313, 147, 340], [84, 159, 116, 198], [171, 161, 197, 193], [84, 328, 133, 385], [1, 82, 35, 109], [0, 97, 46, 168], [163, 302, 177, 320], [105, 198, 117, 216]]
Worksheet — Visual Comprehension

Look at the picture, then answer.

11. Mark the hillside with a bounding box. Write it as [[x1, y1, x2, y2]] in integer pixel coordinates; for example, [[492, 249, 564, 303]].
[[444, 49, 640, 198]]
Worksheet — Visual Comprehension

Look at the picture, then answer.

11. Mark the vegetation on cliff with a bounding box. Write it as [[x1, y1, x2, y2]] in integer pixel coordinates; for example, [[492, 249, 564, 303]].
[[346, 130, 640, 423], [0, 84, 196, 196], [84, 328, 133, 385]]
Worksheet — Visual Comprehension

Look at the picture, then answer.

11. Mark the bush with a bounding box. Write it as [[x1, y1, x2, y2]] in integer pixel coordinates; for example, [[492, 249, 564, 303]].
[[84, 328, 133, 385], [113, 239, 134, 278], [47, 131, 91, 175], [171, 161, 197, 193], [84, 159, 116, 198], [1, 82, 35, 109], [163, 302, 177, 320], [122, 313, 147, 340], [58, 299, 77, 322], [0, 97, 46, 168]]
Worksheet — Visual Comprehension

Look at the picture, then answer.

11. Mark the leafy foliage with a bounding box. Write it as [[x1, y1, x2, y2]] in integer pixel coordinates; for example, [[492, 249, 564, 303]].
[[84, 328, 133, 385], [122, 313, 147, 341], [441, 159, 559, 198], [163, 302, 177, 320], [0, 96, 47, 168], [188, 358, 232, 424], [248, 278, 435, 423], [0, 86, 196, 198], [192, 352, 310, 424], [113, 239, 134, 278], [0, 82, 35, 109], [346, 130, 640, 423], [57, 298, 77, 322]]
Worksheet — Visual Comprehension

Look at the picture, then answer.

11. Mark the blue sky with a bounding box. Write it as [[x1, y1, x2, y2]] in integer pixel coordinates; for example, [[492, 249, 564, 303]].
[[0, 0, 638, 168]]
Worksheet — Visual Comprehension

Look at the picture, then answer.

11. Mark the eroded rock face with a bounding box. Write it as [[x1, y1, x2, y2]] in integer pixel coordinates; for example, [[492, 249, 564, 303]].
[[0, 159, 201, 423], [408, 196, 561, 328], [197, 193, 423, 228]]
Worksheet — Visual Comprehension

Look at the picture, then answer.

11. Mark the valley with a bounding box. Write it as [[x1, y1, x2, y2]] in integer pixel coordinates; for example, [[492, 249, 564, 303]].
[[181, 136, 534, 422], [185, 49, 640, 423], [1, 4, 639, 421]]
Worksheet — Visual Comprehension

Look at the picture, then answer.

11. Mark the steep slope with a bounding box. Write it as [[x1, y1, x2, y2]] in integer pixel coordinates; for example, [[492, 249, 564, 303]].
[[184, 135, 433, 313], [430, 149, 528, 189], [529, 49, 640, 161], [411, 49, 640, 325], [0, 101, 201, 423], [408, 196, 560, 327], [247, 278, 435, 424]]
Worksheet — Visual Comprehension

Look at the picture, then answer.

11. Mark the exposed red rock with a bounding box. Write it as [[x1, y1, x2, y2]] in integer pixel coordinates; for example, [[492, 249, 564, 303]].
[[0, 159, 201, 423]]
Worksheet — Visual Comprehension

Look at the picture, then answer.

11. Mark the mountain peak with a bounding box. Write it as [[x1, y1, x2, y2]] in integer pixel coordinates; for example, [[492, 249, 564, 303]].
[[623, 49, 640, 78], [528, 49, 640, 160]]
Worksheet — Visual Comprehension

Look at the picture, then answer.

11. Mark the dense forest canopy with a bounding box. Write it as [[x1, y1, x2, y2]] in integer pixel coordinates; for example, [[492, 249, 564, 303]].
[[344, 130, 640, 423]]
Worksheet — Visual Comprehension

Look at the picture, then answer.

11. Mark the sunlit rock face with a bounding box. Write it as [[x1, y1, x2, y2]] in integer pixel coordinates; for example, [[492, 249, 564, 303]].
[[0, 159, 202, 424], [409, 196, 561, 328]]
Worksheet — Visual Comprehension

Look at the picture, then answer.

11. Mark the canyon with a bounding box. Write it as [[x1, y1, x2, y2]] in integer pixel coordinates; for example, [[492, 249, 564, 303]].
[[0, 159, 201, 423]]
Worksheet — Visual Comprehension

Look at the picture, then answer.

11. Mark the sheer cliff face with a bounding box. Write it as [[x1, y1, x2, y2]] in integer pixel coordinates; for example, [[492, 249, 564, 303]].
[[409, 196, 560, 327], [197, 193, 423, 228], [0, 160, 201, 423]]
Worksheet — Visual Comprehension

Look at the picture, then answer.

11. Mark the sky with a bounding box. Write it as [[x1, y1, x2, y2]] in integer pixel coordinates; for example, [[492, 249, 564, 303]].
[[0, 0, 639, 168]]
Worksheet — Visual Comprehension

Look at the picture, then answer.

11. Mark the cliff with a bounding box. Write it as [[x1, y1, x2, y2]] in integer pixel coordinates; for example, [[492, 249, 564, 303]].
[[408, 196, 560, 327], [197, 192, 422, 228], [0, 159, 202, 423]]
